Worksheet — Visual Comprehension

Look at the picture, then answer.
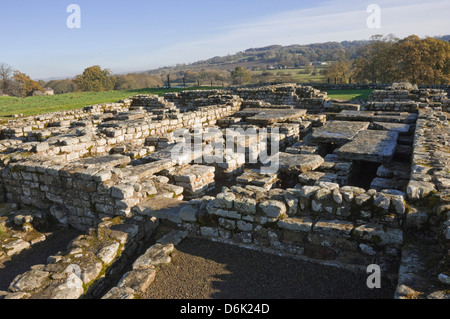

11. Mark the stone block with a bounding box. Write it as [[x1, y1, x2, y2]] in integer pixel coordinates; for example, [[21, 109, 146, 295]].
[[233, 197, 257, 215], [179, 205, 198, 222], [406, 181, 436, 200], [353, 224, 403, 246], [117, 269, 156, 293], [132, 244, 174, 269], [313, 220, 354, 238], [277, 217, 313, 232], [258, 200, 286, 218]]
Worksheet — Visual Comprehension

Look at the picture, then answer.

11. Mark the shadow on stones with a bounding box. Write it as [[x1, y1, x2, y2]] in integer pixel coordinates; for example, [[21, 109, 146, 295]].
[[0, 227, 82, 292]]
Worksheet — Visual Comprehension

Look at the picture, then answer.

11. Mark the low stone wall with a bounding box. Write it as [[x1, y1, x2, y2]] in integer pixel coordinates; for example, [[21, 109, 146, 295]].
[[407, 109, 449, 202], [370, 88, 448, 103], [0, 216, 158, 299], [229, 84, 329, 112], [176, 182, 406, 273], [310, 83, 450, 94], [363, 101, 425, 113], [0, 203, 50, 262], [0, 154, 180, 231], [0, 101, 242, 165], [392, 107, 450, 298], [102, 229, 187, 299], [0, 101, 131, 140]]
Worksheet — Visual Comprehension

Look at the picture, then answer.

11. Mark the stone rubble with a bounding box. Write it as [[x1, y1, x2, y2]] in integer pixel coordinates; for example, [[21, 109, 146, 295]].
[[0, 83, 448, 299]]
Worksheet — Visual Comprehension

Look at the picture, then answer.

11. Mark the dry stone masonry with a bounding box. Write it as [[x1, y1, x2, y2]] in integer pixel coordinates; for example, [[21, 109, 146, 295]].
[[0, 83, 449, 299]]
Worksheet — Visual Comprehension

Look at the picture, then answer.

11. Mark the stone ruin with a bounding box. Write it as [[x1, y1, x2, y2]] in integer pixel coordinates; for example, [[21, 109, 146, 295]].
[[0, 83, 448, 299]]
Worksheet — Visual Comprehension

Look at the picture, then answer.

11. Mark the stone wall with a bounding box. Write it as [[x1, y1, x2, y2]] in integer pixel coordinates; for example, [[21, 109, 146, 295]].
[[1, 215, 158, 299], [395, 107, 450, 298], [229, 84, 329, 112], [102, 229, 187, 299], [0, 154, 180, 231], [174, 182, 405, 273], [362, 86, 449, 113], [0, 101, 131, 140], [0, 96, 242, 165], [310, 83, 450, 94], [369, 88, 448, 103], [407, 109, 449, 202]]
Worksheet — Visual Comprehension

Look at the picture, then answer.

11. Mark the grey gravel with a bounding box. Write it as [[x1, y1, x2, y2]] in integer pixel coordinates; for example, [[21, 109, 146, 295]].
[[142, 238, 396, 299]]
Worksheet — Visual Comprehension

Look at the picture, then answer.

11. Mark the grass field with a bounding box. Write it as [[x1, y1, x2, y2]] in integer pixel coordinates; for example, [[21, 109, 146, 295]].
[[253, 68, 327, 84], [325, 89, 373, 101], [0, 87, 220, 117]]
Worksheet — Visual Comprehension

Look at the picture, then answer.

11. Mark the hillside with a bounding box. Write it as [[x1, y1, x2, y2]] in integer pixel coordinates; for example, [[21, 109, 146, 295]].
[[146, 40, 370, 75], [146, 35, 450, 76]]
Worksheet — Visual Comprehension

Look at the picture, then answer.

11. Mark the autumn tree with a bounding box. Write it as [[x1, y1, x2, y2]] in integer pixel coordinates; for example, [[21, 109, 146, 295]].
[[12, 71, 45, 97], [231, 66, 252, 85], [73, 65, 116, 92], [353, 34, 450, 85], [46, 78, 77, 94], [114, 73, 163, 90], [353, 34, 399, 84], [394, 35, 450, 84], [325, 59, 354, 83]]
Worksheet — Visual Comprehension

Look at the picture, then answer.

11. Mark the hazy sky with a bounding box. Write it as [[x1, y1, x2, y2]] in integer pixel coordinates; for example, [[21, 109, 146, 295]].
[[1, 0, 449, 79]]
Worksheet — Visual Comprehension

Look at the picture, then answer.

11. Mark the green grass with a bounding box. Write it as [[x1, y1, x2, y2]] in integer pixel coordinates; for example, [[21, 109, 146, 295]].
[[252, 68, 327, 84], [325, 89, 373, 101], [0, 87, 220, 118]]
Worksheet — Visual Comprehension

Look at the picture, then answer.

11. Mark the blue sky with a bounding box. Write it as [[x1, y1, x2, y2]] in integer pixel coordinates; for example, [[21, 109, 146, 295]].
[[1, 0, 449, 79]]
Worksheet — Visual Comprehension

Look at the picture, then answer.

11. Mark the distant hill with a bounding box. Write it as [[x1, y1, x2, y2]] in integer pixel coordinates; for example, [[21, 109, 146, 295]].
[[146, 40, 370, 75], [146, 35, 450, 76], [436, 35, 450, 42]]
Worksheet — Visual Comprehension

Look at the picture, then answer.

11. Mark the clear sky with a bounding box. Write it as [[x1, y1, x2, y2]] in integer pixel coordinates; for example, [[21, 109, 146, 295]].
[[1, 0, 449, 79]]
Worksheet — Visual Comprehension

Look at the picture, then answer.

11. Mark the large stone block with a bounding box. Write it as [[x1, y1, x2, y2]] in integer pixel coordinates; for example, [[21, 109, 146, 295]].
[[258, 200, 286, 218], [313, 220, 354, 238], [406, 181, 436, 200], [277, 217, 313, 232], [353, 224, 403, 246]]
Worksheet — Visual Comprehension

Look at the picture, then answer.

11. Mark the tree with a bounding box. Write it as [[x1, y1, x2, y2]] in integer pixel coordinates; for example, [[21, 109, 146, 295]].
[[12, 71, 45, 97], [303, 63, 314, 74], [0, 63, 13, 94], [46, 78, 77, 94], [113, 73, 163, 90], [325, 59, 354, 83], [394, 36, 450, 84], [353, 34, 399, 84], [73, 65, 116, 92], [231, 67, 252, 85]]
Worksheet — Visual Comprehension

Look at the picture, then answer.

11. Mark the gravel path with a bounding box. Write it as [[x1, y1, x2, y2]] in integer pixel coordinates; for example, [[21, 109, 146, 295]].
[[143, 238, 396, 299]]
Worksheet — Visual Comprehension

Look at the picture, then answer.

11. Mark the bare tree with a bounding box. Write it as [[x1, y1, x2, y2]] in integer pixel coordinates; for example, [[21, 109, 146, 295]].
[[0, 63, 13, 94]]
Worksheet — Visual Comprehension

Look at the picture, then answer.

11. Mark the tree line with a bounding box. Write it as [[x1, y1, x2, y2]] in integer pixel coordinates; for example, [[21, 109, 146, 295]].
[[325, 35, 450, 85], [0, 65, 164, 97], [1, 34, 449, 97]]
